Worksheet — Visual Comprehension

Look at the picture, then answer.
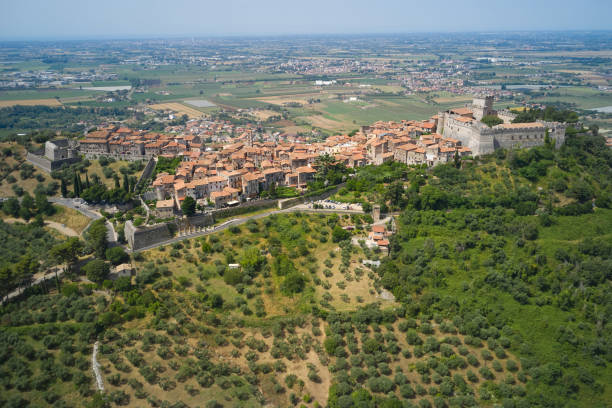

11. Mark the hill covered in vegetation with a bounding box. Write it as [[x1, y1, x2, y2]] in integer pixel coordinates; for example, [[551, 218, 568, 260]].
[[0, 128, 610, 408]]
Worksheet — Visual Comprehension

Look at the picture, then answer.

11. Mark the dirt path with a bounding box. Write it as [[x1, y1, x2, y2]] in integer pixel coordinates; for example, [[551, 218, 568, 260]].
[[3, 217, 79, 237], [45, 220, 79, 237], [92, 341, 104, 391]]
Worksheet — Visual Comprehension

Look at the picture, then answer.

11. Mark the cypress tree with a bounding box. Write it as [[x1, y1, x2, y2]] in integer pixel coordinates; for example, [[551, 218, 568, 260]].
[[60, 178, 68, 197], [73, 173, 80, 196], [123, 173, 129, 192], [114, 174, 120, 190], [85, 173, 91, 189]]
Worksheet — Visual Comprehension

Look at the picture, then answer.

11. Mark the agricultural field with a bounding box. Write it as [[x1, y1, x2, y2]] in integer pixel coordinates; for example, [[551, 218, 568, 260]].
[[0, 98, 63, 107], [0, 88, 99, 102], [149, 102, 205, 119]]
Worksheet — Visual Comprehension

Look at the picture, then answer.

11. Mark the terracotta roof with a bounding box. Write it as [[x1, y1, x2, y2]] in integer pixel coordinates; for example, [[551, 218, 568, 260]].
[[451, 107, 473, 116], [156, 199, 174, 209]]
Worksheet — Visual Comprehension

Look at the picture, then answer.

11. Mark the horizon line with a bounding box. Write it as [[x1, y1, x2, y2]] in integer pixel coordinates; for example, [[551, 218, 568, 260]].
[[1, 29, 611, 43]]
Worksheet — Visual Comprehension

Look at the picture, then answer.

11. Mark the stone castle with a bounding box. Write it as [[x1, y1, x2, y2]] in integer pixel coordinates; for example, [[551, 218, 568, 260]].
[[436, 96, 567, 156], [27, 139, 81, 172]]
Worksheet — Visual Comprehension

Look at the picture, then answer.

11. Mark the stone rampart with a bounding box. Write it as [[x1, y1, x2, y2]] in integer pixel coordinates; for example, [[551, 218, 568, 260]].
[[26, 152, 80, 173], [125, 220, 172, 250], [135, 158, 156, 191]]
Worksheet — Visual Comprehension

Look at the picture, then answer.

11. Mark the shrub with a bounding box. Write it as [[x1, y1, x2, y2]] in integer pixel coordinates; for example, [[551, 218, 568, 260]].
[[106, 247, 129, 265]]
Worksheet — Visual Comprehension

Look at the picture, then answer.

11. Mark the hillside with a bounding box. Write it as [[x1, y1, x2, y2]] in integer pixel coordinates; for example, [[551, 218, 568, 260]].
[[0, 129, 610, 408]]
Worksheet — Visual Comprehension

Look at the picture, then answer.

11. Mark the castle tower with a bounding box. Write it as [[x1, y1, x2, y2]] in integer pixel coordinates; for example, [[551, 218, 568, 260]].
[[472, 96, 496, 120], [372, 204, 381, 222]]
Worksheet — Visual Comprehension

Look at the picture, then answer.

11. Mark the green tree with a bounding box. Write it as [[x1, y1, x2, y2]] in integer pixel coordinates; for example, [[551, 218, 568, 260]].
[[50, 237, 83, 289], [281, 272, 307, 294], [240, 246, 265, 274], [73, 172, 81, 196], [105, 247, 129, 265], [86, 219, 108, 258], [14, 252, 38, 288], [83, 259, 110, 284], [123, 173, 129, 192], [60, 178, 68, 197], [50, 237, 82, 273], [19, 193, 35, 220], [481, 115, 503, 127], [181, 196, 196, 216], [332, 225, 350, 243], [35, 192, 53, 215], [2, 197, 20, 217]]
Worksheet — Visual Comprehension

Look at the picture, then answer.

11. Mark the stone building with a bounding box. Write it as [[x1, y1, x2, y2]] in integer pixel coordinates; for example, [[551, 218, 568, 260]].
[[436, 97, 567, 156], [27, 139, 81, 172]]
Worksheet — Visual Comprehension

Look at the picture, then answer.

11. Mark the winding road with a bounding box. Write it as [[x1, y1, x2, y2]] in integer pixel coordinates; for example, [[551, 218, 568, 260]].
[[50, 197, 117, 244]]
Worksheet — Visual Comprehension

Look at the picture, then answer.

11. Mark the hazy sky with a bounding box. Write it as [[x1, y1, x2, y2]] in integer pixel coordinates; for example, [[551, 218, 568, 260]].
[[1, 0, 611, 39]]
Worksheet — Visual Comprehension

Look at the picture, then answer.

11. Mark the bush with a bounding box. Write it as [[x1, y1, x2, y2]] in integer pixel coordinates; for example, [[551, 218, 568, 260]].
[[332, 225, 351, 243], [281, 272, 307, 294], [106, 247, 129, 265], [83, 259, 110, 284], [224, 268, 243, 285]]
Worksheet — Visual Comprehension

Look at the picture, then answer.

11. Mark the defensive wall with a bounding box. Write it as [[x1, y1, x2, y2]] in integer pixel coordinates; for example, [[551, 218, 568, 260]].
[[440, 113, 567, 156], [126, 184, 346, 250], [125, 220, 172, 251], [26, 151, 81, 173], [135, 158, 156, 191]]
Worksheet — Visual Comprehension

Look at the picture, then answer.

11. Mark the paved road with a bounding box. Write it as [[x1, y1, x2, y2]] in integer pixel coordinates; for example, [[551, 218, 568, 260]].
[[49, 197, 117, 244], [1, 266, 64, 305], [50, 197, 101, 219], [133, 206, 365, 252]]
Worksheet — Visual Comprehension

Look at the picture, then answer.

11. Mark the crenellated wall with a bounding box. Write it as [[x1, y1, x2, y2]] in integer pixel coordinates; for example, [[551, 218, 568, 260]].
[[439, 111, 566, 156]]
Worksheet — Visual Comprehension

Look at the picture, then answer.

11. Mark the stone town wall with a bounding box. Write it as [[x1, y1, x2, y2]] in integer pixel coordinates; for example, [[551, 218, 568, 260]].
[[135, 158, 156, 191], [441, 115, 494, 156], [185, 213, 215, 228], [441, 113, 568, 156], [480, 126, 547, 151], [26, 152, 80, 173], [539, 121, 568, 149], [125, 220, 172, 250]]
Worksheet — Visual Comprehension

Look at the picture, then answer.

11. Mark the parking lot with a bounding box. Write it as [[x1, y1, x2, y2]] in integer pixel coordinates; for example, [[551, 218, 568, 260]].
[[306, 199, 362, 211]]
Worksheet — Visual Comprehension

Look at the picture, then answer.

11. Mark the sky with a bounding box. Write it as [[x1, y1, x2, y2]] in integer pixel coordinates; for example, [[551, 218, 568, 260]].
[[1, 0, 611, 40]]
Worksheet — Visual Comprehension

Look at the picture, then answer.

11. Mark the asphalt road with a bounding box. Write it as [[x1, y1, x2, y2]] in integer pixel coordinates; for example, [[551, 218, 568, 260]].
[[49, 197, 117, 244]]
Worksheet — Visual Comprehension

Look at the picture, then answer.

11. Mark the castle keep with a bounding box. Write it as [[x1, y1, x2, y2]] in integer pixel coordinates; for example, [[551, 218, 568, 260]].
[[437, 97, 567, 156]]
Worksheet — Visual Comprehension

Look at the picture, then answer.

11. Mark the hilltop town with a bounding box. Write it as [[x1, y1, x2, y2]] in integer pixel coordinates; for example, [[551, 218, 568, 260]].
[[1, 30, 611, 408], [42, 97, 563, 213]]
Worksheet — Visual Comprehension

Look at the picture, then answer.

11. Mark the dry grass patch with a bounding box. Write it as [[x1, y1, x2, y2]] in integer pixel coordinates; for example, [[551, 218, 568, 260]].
[[149, 102, 204, 119], [249, 109, 281, 120], [47, 205, 91, 234]]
